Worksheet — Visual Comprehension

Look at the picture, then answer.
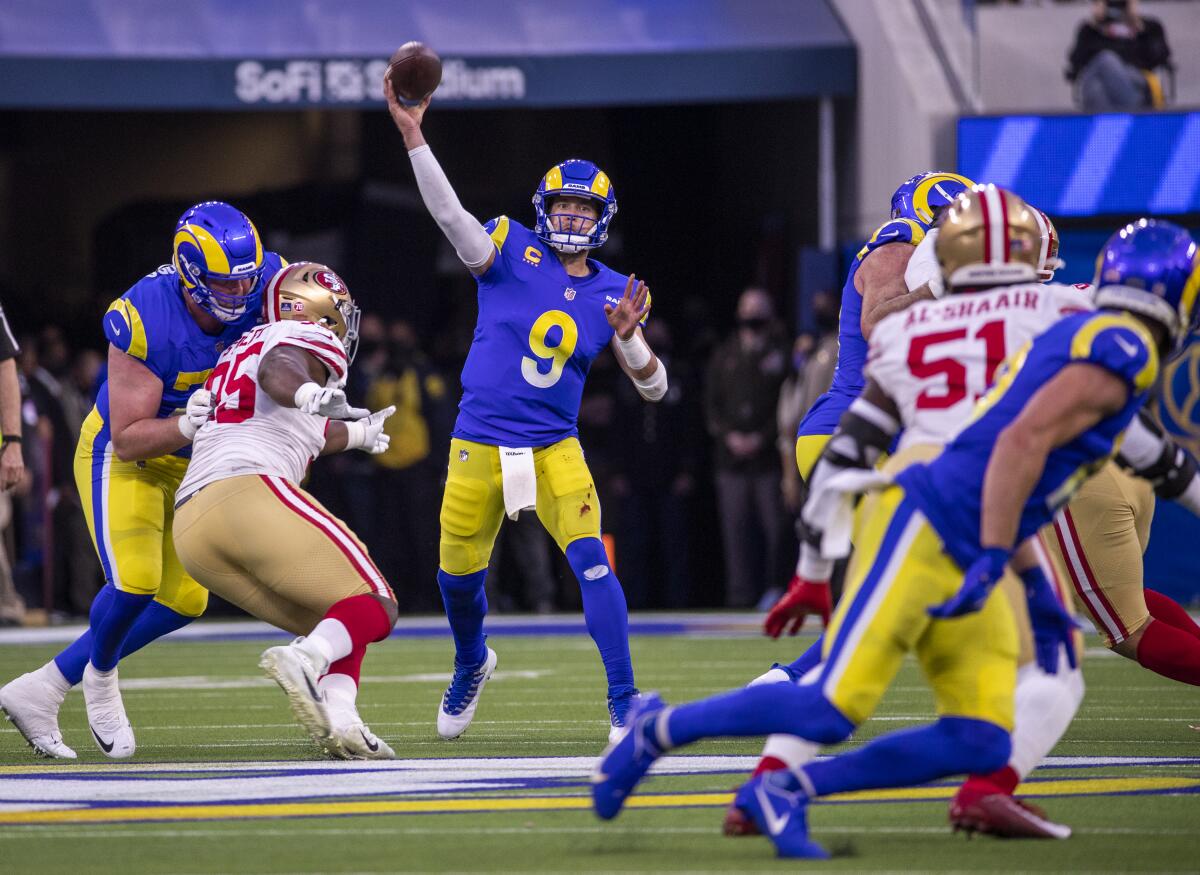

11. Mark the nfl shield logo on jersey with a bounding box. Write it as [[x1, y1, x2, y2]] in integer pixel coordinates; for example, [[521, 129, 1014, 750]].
[[564, 288, 576, 301], [459, 448, 469, 462]]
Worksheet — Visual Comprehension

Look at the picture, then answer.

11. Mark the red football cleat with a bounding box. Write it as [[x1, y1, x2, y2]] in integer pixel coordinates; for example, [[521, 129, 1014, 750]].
[[949, 793, 1072, 840], [722, 798, 760, 837]]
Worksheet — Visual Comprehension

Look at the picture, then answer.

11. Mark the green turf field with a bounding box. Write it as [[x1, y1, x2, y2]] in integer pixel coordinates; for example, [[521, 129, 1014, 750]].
[[1, 622, 1197, 873]]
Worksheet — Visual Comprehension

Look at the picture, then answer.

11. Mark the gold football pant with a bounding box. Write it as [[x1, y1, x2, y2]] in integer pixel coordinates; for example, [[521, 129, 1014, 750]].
[[174, 474, 392, 636], [1040, 462, 1155, 647]]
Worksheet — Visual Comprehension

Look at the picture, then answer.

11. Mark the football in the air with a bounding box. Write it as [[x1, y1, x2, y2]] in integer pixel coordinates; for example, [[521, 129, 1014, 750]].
[[387, 42, 442, 105]]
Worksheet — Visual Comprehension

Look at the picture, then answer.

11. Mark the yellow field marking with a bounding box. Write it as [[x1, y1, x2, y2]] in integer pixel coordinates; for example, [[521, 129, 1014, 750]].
[[0, 776, 1196, 825]]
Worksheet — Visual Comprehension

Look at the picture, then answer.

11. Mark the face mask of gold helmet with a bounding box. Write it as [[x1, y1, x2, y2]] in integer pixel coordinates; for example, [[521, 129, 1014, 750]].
[[263, 262, 362, 362], [935, 185, 1043, 291]]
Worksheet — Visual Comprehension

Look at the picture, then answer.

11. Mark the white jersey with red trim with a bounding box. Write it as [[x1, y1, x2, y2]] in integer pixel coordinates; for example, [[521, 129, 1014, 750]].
[[867, 283, 1093, 452], [179, 320, 349, 498]]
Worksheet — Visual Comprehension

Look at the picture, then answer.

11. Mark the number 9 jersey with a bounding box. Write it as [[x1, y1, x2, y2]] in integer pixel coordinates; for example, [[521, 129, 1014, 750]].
[[453, 216, 647, 447]]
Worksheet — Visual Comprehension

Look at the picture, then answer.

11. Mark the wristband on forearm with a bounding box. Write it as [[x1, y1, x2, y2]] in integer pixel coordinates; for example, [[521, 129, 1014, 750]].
[[615, 331, 652, 370]]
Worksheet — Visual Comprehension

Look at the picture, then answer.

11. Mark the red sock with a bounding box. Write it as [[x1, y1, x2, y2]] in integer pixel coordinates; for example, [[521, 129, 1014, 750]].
[[324, 594, 392, 647], [955, 765, 1019, 806], [753, 756, 787, 776], [1144, 590, 1200, 641], [327, 645, 367, 686], [1136, 618, 1200, 686]]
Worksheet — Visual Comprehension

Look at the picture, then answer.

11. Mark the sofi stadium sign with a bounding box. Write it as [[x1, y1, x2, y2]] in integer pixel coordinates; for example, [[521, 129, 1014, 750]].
[[234, 58, 526, 105]]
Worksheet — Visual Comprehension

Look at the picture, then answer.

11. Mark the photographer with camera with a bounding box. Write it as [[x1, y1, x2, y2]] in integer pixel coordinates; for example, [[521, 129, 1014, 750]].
[[1067, 0, 1171, 111]]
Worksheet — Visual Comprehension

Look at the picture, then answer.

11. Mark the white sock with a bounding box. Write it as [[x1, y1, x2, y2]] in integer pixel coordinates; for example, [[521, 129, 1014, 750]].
[[1008, 661, 1085, 779], [319, 673, 358, 711], [761, 733, 819, 770], [38, 661, 73, 697], [305, 619, 353, 664]]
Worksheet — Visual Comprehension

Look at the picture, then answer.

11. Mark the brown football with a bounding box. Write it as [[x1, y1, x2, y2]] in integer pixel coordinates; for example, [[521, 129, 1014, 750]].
[[387, 42, 442, 105]]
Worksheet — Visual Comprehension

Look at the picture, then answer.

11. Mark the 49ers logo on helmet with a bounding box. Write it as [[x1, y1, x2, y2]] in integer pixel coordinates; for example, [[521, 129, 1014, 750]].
[[314, 270, 346, 293]]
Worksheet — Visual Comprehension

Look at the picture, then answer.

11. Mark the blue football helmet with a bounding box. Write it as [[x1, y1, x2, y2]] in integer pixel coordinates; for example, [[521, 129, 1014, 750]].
[[172, 201, 266, 323], [532, 159, 617, 253], [891, 171, 975, 228], [1094, 218, 1200, 351]]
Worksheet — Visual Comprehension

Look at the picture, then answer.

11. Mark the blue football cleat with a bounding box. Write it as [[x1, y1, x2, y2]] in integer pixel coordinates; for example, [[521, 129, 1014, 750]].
[[607, 687, 641, 743], [591, 692, 666, 819], [732, 772, 829, 859]]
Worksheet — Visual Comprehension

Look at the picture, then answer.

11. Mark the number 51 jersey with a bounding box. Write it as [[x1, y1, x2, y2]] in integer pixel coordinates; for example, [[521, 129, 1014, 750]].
[[867, 282, 1092, 452], [178, 319, 348, 499], [453, 216, 646, 447]]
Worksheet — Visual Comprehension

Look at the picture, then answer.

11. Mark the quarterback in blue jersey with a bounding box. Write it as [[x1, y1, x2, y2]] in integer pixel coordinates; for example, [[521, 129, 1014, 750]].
[[591, 197, 1198, 859], [0, 202, 281, 759], [385, 82, 666, 741]]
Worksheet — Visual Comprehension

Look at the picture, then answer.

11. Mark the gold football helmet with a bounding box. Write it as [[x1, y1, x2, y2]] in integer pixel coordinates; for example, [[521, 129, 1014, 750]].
[[264, 262, 361, 361], [1032, 207, 1065, 282], [936, 185, 1042, 290]]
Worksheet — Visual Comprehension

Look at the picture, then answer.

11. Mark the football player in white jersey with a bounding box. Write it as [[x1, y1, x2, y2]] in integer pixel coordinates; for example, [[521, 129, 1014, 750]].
[[172, 262, 400, 759]]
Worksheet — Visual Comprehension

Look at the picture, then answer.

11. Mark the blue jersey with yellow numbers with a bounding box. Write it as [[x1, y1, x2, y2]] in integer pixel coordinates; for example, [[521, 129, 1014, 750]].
[[1160, 328, 1200, 445], [453, 216, 642, 447], [897, 310, 1159, 569], [94, 256, 283, 459], [798, 218, 926, 437]]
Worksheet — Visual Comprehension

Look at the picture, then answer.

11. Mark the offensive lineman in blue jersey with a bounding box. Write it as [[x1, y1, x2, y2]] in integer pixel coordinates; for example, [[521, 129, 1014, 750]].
[[591, 207, 1199, 858], [385, 82, 667, 740], [0, 203, 283, 759], [768, 172, 975, 650]]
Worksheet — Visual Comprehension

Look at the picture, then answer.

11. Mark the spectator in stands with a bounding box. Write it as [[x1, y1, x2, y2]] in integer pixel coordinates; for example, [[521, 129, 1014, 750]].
[[608, 321, 699, 610], [777, 291, 839, 515], [53, 348, 104, 616], [705, 287, 790, 608], [365, 320, 452, 611], [1067, 0, 1172, 111]]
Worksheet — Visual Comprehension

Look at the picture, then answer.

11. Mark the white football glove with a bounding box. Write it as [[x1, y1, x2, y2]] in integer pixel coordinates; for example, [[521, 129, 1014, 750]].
[[177, 388, 213, 441], [294, 382, 370, 420], [344, 406, 396, 454]]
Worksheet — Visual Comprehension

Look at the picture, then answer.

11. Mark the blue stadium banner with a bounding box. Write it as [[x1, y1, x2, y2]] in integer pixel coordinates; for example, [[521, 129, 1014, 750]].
[[0, 49, 854, 110], [958, 112, 1200, 216]]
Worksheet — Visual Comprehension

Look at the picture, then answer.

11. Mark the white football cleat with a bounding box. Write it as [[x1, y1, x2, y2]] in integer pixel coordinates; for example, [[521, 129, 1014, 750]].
[[437, 647, 497, 740], [0, 663, 77, 759], [82, 664, 136, 759], [260, 638, 334, 749], [327, 714, 396, 760]]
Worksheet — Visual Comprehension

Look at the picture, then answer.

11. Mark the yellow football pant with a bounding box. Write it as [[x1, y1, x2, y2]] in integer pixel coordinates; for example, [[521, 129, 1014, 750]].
[[818, 484, 1018, 730], [439, 437, 602, 575], [74, 409, 208, 617]]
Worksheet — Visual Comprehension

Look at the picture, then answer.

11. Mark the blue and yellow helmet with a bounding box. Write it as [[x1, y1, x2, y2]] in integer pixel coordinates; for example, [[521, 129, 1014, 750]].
[[532, 159, 617, 253], [891, 171, 975, 228], [1094, 218, 1200, 352], [172, 201, 266, 323], [1160, 328, 1200, 443]]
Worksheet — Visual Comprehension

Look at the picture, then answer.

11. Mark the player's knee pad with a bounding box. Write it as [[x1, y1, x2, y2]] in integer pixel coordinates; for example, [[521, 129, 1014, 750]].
[[936, 716, 1011, 775], [543, 450, 600, 544], [437, 568, 486, 606], [155, 581, 208, 619], [565, 537, 611, 585]]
